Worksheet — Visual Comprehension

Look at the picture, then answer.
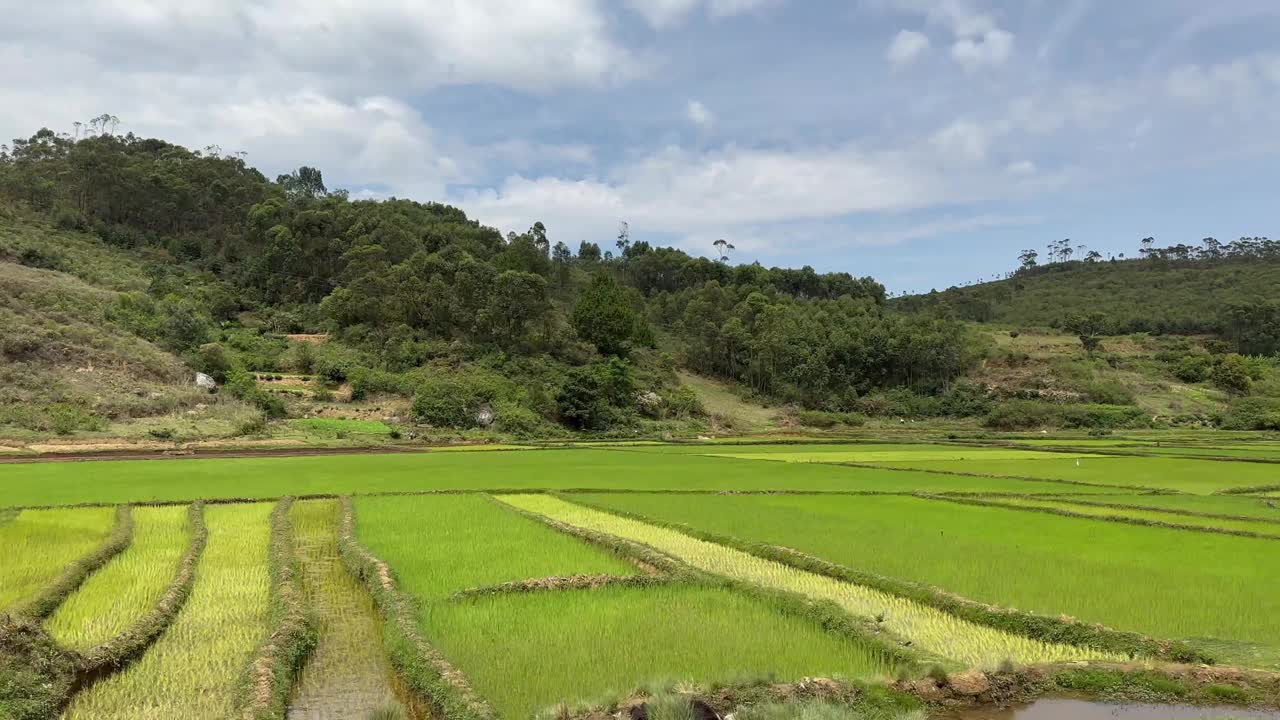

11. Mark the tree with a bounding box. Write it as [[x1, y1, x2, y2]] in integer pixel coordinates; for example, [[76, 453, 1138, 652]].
[[1085, 250, 1102, 262], [486, 271, 549, 349], [1017, 249, 1038, 270], [1062, 311, 1110, 353], [616, 220, 630, 255], [572, 274, 642, 356], [713, 238, 736, 263], [1212, 354, 1253, 395], [578, 241, 601, 262], [277, 166, 327, 200]]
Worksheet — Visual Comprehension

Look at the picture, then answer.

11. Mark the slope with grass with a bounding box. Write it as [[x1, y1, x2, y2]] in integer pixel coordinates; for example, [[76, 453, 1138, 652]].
[[0, 506, 116, 610], [44, 504, 190, 649], [574, 492, 1280, 666], [61, 503, 272, 720], [500, 494, 1116, 669]]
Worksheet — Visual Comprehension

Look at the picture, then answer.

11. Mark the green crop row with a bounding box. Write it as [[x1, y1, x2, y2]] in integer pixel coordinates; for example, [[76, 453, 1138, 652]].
[[0, 506, 118, 611], [498, 495, 1116, 669], [62, 503, 273, 720], [572, 492, 1280, 666], [975, 496, 1280, 538], [45, 505, 190, 649]]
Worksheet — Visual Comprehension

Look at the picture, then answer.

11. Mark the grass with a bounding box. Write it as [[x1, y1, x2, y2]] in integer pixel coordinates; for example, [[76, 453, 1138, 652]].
[[676, 371, 779, 431], [985, 497, 1280, 536], [355, 494, 636, 600], [0, 449, 1113, 509], [428, 584, 896, 719], [285, 418, 393, 436], [45, 505, 190, 649], [571, 493, 1280, 664], [498, 495, 1116, 669], [864, 455, 1280, 494], [62, 503, 273, 720], [0, 506, 116, 610], [288, 499, 415, 718], [705, 448, 1100, 463]]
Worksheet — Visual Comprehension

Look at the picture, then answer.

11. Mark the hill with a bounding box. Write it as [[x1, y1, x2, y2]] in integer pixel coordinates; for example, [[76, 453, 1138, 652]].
[[895, 244, 1280, 345], [1, 126, 1277, 445]]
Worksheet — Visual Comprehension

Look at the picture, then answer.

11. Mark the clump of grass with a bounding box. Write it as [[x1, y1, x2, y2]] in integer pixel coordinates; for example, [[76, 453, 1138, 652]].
[[0, 506, 118, 612], [499, 495, 1121, 669], [62, 503, 273, 720], [45, 505, 189, 649]]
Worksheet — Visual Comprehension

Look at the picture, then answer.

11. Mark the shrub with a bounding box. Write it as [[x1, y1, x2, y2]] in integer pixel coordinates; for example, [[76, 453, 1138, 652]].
[[147, 428, 176, 440], [1212, 354, 1253, 394], [796, 410, 866, 428], [348, 367, 415, 401], [493, 400, 550, 438], [984, 401, 1148, 430], [192, 343, 235, 385], [236, 413, 270, 436], [225, 370, 287, 419], [48, 404, 105, 435], [411, 374, 498, 428], [663, 386, 704, 419], [556, 359, 636, 430], [1217, 397, 1280, 430]]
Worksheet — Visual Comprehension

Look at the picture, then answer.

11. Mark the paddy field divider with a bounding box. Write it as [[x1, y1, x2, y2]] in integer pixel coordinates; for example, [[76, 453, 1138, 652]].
[[9, 505, 133, 622], [337, 496, 498, 720]]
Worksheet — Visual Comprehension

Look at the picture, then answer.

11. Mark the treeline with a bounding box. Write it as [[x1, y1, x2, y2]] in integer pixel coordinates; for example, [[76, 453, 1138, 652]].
[[0, 126, 978, 428]]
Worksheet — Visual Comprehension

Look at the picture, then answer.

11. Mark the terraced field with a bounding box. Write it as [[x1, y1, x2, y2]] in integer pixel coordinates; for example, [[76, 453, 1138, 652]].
[[1, 437, 1278, 719]]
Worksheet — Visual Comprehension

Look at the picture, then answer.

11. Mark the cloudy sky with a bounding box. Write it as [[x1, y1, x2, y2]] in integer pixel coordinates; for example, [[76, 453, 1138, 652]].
[[3, 1, 1278, 292]]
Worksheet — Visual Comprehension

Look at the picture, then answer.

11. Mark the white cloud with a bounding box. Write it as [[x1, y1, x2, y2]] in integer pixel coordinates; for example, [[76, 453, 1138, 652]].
[[626, 0, 779, 28], [1165, 55, 1280, 105], [1005, 160, 1036, 176], [887, 30, 931, 68], [687, 100, 715, 127], [951, 28, 1013, 71], [931, 119, 989, 162]]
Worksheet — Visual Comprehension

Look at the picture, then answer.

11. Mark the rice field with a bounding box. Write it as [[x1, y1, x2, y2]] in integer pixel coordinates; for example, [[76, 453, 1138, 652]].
[[0, 506, 116, 610], [45, 505, 191, 649], [428, 584, 897, 719], [3, 438, 1278, 717], [571, 492, 1280, 661], [981, 496, 1280, 537], [61, 503, 273, 720], [0, 448, 1125, 509], [287, 499, 421, 720], [497, 494, 1118, 669]]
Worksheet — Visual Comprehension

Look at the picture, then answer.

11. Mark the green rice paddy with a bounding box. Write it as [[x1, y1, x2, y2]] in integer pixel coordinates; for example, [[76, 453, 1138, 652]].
[[0, 506, 116, 610], [62, 503, 272, 720], [572, 492, 1280, 659], [45, 504, 191, 649], [428, 584, 897, 719], [3, 436, 1278, 716]]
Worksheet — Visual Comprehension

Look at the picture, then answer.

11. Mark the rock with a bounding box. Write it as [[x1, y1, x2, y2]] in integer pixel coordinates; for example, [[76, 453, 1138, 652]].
[[194, 373, 218, 392], [624, 700, 648, 720], [947, 670, 991, 696], [195, 403, 207, 411], [635, 391, 662, 417], [475, 403, 494, 427], [690, 699, 721, 720], [909, 678, 948, 702]]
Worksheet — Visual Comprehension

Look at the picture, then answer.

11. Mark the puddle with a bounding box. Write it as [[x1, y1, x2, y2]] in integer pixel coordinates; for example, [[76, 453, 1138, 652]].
[[932, 698, 1280, 720]]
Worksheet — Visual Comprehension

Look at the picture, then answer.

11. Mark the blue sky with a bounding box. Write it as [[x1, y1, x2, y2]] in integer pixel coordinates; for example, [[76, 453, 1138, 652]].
[[2, 1, 1278, 293]]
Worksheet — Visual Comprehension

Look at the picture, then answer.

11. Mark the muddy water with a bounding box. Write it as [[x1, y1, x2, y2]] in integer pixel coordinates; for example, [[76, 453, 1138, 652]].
[[287, 499, 430, 720], [932, 699, 1280, 720]]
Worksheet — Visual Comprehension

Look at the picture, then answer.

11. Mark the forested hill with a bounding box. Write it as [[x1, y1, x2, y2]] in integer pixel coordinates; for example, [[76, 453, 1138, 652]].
[[895, 241, 1280, 352], [0, 126, 977, 436]]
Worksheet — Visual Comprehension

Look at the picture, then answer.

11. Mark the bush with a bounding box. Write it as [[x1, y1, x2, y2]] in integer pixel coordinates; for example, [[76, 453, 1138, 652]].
[[236, 413, 270, 436], [348, 367, 415, 401], [411, 374, 499, 428], [984, 401, 1148, 430], [192, 343, 235, 384], [493, 400, 551, 438], [147, 428, 176, 440], [48, 404, 105, 435], [1212, 354, 1253, 394], [225, 369, 288, 419], [556, 359, 636, 431], [1217, 397, 1280, 430], [796, 410, 866, 428], [1173, 355, 1212, 383], [663, 386, 704, 419]]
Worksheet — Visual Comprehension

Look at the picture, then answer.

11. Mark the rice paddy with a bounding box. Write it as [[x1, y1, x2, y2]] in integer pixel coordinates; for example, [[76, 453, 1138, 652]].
[[497, 494, 1119, 669], [61, 503, 273, 720], [0, 506, 116, 610], [572, 492, 1280, 662], [2, 437, 1277, 717], [45, 504, 191, 649], [428, 584, 897, 719]]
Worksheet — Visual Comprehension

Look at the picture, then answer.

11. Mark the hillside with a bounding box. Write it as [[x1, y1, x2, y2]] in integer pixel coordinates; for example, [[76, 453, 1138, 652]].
[[895, 246, 1280, 341], [1, 127, 1278, 446]]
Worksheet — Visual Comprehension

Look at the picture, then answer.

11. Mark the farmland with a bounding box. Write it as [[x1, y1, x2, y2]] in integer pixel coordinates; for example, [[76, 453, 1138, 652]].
[[1, 438, 1279, 719]]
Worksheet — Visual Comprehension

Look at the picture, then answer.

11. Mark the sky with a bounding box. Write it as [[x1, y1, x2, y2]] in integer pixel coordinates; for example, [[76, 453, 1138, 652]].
[[2, 0, 1278, 294]]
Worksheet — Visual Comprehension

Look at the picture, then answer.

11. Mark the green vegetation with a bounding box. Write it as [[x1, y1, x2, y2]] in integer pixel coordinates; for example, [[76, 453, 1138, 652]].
[[0, 506, 116, 610], [984, 496, 1280, 536], [1037, 493, 1280, 520], [864, 455, 1280, 494], [499, 495, 1115, 668], [45, 504, 190, 648], [62, 503, 272, 720], [289, 499, 412, 718], [355, 494, 635, 600], [574, 492, 1280, 664], [0, 449, 1114, 509], [428, 584, 896, 719]]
